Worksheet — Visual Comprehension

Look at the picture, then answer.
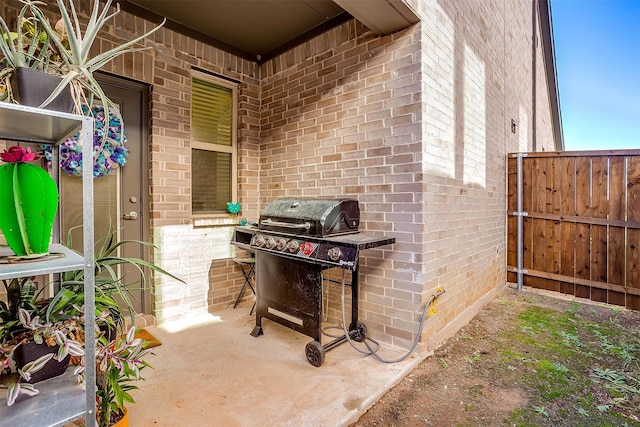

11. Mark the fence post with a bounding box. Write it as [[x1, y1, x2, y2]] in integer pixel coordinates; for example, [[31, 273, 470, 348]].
[[517, 153, 525, 290]]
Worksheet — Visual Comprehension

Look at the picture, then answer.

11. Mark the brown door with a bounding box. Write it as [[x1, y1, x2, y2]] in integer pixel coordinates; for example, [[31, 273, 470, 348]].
[[60, 74, 150, 314]]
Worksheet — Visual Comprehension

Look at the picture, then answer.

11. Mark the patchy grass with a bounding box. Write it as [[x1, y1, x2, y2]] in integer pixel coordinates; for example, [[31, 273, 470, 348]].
[[501, 295, 640, 426], [353, 288, 640, 427]]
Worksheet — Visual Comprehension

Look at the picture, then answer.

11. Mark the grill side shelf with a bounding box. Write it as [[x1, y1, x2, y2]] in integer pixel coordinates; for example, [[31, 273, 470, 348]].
[[322, 234, 396, 249]]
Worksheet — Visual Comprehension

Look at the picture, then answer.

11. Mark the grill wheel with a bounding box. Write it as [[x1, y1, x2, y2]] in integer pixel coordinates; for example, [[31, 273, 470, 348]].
[[349, 321, 367, 342], [305, 341, 325, 367]]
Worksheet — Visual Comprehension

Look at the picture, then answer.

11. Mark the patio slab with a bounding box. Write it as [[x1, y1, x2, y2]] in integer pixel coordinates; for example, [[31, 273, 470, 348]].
[[129, 304, 422, 426]]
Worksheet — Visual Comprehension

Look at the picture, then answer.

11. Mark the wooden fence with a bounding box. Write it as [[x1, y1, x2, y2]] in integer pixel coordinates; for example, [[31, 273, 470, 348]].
[[507, 150, 640, 310]]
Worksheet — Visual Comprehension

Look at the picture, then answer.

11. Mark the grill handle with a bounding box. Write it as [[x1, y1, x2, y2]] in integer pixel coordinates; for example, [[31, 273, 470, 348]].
[[260, 218, 311, 230]]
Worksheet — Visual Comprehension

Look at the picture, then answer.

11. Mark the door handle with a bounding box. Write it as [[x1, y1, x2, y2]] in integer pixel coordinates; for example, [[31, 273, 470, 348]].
[[123, 211, 139, 220]]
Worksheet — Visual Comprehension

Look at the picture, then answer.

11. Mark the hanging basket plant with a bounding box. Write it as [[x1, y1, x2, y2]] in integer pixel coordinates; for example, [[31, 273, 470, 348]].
[[43, 105, 128, 178], [0, 146, 58, 257]]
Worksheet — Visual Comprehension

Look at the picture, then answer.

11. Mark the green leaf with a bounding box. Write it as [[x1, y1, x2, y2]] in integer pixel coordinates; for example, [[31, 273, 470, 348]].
[[12, 152, 30, 254], [577, 407, 589, 417], [7, 383, 20, 406], [125, 326, 136, 343], [33, 332, 43, 344], [22, 352, 54, 374], [57, 342, 69, 360], [64, 340, 84, 357], [17, 307, 30, 325], [16, 161, 59, 254], [46, 288, 76, 322], [0, 163, 26, 255], [17, 382, 39, 397]]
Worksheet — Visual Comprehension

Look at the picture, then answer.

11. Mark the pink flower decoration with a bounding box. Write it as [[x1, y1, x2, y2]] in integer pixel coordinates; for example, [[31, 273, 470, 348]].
[[0, 146, 40, 163]]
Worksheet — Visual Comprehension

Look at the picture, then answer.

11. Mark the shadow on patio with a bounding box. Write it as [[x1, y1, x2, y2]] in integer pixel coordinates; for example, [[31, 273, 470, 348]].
[[129, 303, 421, 426]]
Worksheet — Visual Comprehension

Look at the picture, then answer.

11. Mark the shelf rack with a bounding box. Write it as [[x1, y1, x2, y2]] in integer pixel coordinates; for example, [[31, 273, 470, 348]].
[[0, 102, 96, 427]]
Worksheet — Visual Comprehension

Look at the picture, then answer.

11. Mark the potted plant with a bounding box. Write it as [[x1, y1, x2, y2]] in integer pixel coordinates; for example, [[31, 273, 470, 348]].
[[28, 0, 164, 119], [92, 325, 152, 427], [1, 306, 84, 406], [2, 0, 163, 119], [0, 1, 72, 110], [1, 304, 152, 427], [0, 145, 58, 258], [0, 1, 51, 76], [0, 254, 133, 408]]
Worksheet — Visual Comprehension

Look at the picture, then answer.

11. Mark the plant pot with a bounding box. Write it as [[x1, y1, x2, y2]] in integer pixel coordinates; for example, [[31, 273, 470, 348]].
[[13, 341, 70, 383], [10, 67, 74, 113], [110, 406, 129, 427]]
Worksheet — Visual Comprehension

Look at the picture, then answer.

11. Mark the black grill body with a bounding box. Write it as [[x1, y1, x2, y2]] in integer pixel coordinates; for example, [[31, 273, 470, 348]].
[[232, 198, 394, 366], [256, 252, 323, 341]]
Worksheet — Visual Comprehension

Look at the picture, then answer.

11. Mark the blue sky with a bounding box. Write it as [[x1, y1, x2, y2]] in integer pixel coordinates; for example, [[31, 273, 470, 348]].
[[551, 0, 640, 150]]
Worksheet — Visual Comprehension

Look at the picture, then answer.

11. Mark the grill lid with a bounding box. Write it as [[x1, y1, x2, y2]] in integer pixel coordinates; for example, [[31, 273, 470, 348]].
[[259, 198, 360, 237]]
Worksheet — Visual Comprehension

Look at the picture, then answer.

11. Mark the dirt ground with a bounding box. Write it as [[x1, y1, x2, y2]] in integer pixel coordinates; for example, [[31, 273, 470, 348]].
[[352, 287, 640, 427]]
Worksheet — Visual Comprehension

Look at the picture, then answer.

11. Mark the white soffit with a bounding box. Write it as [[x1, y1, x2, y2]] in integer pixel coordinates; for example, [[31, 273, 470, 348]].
[[333, 0, 420, 35]]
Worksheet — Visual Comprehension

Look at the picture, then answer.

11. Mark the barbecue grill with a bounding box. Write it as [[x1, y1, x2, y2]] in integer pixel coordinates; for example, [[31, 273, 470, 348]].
[[231, 198, 395, 366]]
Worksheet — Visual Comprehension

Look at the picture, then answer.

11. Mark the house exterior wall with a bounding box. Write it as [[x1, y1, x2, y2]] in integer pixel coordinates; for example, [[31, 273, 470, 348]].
[[259, 20, 422, 347], [1, 0, 262, 323], [1, 0, 558, 348], [258, 0, 556, 349], [416, 0, 514, 347]]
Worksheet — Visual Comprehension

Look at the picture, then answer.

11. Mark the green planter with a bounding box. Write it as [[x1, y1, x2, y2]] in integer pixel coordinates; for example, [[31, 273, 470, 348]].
[[0, 146, 59, 257]]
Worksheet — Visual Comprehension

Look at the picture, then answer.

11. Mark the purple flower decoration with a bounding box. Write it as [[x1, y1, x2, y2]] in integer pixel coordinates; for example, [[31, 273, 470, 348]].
[[42, 105, 128, 178]]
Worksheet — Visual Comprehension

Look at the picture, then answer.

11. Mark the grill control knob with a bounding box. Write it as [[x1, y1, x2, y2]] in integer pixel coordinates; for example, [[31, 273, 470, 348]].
[[253, 235, 265, 247], [287, 240, 300, 253], [264, 236, 276, 249], [275, 238, 287, 251], [327, 247, 341, 261]]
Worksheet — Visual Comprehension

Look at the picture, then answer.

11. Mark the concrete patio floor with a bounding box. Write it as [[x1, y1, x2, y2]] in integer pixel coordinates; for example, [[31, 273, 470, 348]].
[[128, 302, 423, 426]]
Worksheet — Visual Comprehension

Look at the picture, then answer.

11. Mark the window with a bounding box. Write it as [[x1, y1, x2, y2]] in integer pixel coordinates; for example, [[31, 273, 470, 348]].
[[191, 71, 238, 216]]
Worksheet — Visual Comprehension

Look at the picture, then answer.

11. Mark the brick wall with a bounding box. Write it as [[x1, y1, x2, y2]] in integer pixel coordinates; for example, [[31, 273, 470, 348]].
[[1, 0, 558, 347], [141, 36, 262, 322], [258, 0, 556, 349], [98, 3, 262, 323], [259, 19, 421, 346]]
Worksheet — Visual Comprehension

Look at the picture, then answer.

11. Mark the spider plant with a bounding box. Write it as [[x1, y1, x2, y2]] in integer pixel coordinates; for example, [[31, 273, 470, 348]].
[[47, 224, 186, 326]]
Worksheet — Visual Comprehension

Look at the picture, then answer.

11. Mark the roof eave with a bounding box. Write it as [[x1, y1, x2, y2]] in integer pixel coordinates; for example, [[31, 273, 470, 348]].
[[539, 0, 565, 151]]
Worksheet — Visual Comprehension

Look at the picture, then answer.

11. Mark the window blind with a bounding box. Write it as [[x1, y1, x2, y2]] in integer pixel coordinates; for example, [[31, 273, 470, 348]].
[[192, 77, 233, 147]]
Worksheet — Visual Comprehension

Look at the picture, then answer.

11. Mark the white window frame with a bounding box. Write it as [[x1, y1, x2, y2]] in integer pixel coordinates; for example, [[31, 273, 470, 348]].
[[190, 69, 238, 219]]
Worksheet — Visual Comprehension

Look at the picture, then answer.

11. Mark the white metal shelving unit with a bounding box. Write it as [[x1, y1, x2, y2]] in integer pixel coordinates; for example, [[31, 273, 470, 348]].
[[0, 102, 96, 427]]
